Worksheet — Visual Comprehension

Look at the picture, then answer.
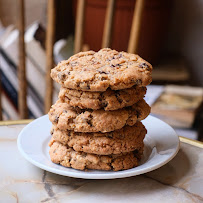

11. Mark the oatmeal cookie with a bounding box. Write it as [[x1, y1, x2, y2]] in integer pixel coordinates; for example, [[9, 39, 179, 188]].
[[51, 48, 152, 91], [48, 99, 150, 132], [50, 122, 146, 155], [49, 140, 143, 171], [59, 86, 146, 110]]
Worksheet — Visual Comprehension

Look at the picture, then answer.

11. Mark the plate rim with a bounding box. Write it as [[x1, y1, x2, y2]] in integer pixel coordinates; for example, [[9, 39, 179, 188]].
[[17, 115, 180, 179]]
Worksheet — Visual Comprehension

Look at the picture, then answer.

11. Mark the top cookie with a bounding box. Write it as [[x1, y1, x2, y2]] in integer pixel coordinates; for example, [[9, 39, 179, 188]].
[[51, 48, 152, 91]]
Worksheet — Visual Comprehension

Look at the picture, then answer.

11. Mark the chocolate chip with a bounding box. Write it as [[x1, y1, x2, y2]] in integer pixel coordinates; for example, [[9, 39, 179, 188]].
[[100, 77, 107, 81], [107, 133, 113, 139], [142, 86, 147, 92], [115, 94, 123, 104], [88, 114, 93, 119], [63, 110, 68, 113], [93, 61, 100, 65], [110, 164, 114, 171], [131, 79, 142, 85], [50, 129, 54, 135], [57, 73, 66, 81], [87, 119, 92, 127], [139, 63, 150, 70], [54, 116, 59, 123], [98, 70, 108, 74], [68, 118, 74, 123], [133, 149, 139, 156], [71, 62, 78, 66], [136, 79, 142, 85], [80, 82, 90, 90], [101, 101, 108, 108], [118, 53, 122, 58], [74, 107, 83, 114], [116, 97, 123, 104], [82, 84, 90, 90], [98, 95, 103, 102], [110, 64, 121, 68], [86, 84, 90, 90], [84, 114, 93, 126], [76, 82, 80, 87]]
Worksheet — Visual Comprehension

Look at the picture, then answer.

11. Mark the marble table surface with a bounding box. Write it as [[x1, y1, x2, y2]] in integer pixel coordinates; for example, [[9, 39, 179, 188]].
[[0, 122, 203, 203]]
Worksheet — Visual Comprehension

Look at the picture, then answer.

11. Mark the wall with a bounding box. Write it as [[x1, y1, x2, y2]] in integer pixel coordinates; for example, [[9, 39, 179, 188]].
[[0, 0, 46, 28], [167, 0, 203, 86]]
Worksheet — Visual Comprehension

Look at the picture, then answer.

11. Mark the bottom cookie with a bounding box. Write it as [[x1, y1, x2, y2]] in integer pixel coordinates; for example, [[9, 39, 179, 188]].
[[49, 140, 143, 171]]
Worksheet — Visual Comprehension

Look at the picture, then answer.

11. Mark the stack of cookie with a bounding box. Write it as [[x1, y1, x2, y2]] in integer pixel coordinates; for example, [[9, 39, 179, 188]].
[[48, 48, 152, 171]]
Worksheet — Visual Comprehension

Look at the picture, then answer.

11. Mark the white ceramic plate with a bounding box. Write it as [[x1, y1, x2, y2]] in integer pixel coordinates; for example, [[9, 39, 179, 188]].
[[17, 115, 180, 179]]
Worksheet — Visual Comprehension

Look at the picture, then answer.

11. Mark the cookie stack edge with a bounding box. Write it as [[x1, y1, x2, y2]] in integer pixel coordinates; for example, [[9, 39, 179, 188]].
[[48, 48, 152, 171]]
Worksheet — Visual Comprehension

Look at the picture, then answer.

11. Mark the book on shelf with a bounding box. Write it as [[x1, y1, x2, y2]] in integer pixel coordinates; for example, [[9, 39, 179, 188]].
[[0, 24, 15, 45], [1, 28, 46, 102], [150, 85, 203, 128], [0, 22, 60, 119], [0, 48, 43, 118], [25, 22, 60, 101], [1, 90, 19, 120], [25, 23, 46, 75], [0, 68, 18, 108]]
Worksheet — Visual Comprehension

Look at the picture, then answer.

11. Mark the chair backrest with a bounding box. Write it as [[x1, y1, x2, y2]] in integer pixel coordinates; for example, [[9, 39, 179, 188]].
[[0, 0, 145, 120], [44, 0, 56, 114], [18, 0, 27, 119]]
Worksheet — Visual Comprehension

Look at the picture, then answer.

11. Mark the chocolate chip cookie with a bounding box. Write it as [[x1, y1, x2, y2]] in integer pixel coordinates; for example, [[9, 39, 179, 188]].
[[48, 99, 150, 132], [51, 48, 152, 91], [49, 140, 142, 171], [59, 86, 146, 110], [50, 122, 146, 155]]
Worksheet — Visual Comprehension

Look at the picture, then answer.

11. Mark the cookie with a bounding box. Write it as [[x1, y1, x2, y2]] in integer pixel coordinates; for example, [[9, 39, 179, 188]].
[[59, 86, 146, 110], [51, 48, 152, 91], [49, 140, 142, 171], [50, 122, 146, 155], [48, 99, 150, 132]]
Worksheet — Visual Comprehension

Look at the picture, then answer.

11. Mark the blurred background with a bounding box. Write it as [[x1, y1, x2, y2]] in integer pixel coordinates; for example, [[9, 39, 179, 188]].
[[0, 0, 202, 140]]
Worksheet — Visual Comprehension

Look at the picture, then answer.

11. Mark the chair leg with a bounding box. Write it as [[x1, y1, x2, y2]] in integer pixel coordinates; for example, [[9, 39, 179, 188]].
[[74, 0, 86, 54], [102, 0, 116, 48], [128, 0, 145, 54], [45, 0, 56, 114], [18, 0, 28, 119]]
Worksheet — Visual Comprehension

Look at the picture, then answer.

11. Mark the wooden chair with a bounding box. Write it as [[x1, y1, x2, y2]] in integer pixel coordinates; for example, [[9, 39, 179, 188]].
[[45, 0, 145, 113], [0, 0, 145, 120], [0, 0, 29, 120], [18, 0, 27, 119]]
